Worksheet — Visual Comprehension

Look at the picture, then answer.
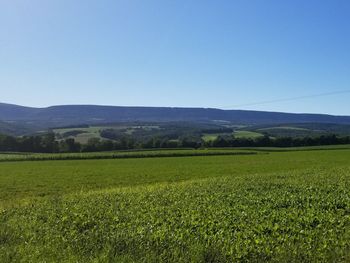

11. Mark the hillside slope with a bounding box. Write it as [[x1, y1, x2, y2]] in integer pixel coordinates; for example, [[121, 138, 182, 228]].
[[1, 103, 350, 126]]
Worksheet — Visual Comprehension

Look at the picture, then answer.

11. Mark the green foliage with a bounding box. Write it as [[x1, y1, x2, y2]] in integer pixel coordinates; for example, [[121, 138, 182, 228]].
[[0, 149, 257, 162]]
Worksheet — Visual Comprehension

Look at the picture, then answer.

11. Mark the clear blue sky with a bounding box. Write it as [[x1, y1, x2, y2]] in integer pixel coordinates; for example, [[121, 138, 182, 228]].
[[1, 0, 350, 115]]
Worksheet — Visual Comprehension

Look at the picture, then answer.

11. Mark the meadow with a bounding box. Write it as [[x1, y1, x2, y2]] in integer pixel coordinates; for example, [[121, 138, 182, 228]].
[[202, 130, 263, 142], [1, 148, 350, 262], [232, 130, 264, 139]]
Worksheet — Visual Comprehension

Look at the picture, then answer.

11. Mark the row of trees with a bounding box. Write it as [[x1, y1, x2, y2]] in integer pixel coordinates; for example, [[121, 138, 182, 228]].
[[0, 133, 349, 153], [0, 133, 80, 153]]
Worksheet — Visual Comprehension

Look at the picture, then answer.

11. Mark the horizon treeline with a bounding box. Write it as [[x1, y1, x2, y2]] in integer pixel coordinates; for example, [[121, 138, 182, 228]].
[[0, 132, 350, 153]]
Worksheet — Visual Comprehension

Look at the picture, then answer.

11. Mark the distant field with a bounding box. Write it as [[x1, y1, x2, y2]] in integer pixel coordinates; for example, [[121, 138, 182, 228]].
[[258, 126, 309, 131], [254, 126, 319, 138], [54, 126, 107, 144], [0, 148, 258, 162], [233, 130, 264, 138], [54, 125, 162, 144], [1, 148, 350, 262], [1, 144, 350, 162], [201, 133, 230, 141], [202, 130, 264, 141], [245, 123, 350, 138], [228, 144, 350, 152]]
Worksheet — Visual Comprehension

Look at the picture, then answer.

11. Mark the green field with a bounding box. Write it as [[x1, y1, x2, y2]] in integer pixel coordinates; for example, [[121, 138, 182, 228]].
[[258, 126, 309, 131], [233, 130, 264, 138], [1, 148, 350, 262], [202, 130, 264, 141], [53, 125, 161, 144], [0, 149, 257, 162], [202, 133, 230, 142], [54, 126, 107, 144]]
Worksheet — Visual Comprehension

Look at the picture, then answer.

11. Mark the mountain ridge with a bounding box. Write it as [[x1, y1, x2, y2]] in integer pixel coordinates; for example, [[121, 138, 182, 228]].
[[1, 102, 350, 126]]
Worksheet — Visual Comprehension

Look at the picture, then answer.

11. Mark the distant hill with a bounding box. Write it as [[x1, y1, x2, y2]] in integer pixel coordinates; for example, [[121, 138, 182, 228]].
[[243, 123, 350, 138], [0, 120, 44, 136], [1, 103, 350, 128]]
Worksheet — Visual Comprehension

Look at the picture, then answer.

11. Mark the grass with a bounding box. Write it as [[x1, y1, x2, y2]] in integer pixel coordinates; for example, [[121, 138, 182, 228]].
[[258, 126, 310, 131], [201, 133, 230, 141], [54, 125, 161, 143], [1, 149, 350, 261], [233, 130, 264, 138], [202, 130, 264, 141], [229, 144, 350, 152], [54, 126, 107, 143], [53, 127, 104, 134]]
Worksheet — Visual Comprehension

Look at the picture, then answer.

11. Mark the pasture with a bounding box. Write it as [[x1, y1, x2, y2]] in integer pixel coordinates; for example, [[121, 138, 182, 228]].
[[53, 124, 162, 144], [1, 148, 350, 262], [202, 133, 229, 141], [53, 126, 108, 144], [233, 130, 264, 139], [202, 130, 264, 141]]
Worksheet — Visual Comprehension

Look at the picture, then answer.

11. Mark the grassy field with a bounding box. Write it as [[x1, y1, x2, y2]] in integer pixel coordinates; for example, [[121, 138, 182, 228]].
[[53, 125, 161, 144], [202, 130, 264, 141], [54, 126, 108, 144], [201, 133, 230, 142], [258, 126, 310, 131], [233, 130, 264, 139], [1, 148, 350, 262]]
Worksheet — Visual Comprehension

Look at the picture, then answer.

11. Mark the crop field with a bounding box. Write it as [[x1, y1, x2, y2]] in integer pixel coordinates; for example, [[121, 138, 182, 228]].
[[0, 149, 258, 162], [1, 148, 350, 262]]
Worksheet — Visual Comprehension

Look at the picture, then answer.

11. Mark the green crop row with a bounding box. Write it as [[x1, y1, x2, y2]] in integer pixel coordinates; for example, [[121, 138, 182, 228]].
[[0, 149, 258, 162]]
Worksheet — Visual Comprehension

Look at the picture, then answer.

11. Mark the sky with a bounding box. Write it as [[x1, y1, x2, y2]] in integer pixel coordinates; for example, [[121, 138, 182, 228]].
[[1, 0, 350, 115]]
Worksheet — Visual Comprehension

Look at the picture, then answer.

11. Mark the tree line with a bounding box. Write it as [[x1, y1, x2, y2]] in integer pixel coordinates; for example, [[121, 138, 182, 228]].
[[207, 134, 350, 148], [0, 132, 350, 153]]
